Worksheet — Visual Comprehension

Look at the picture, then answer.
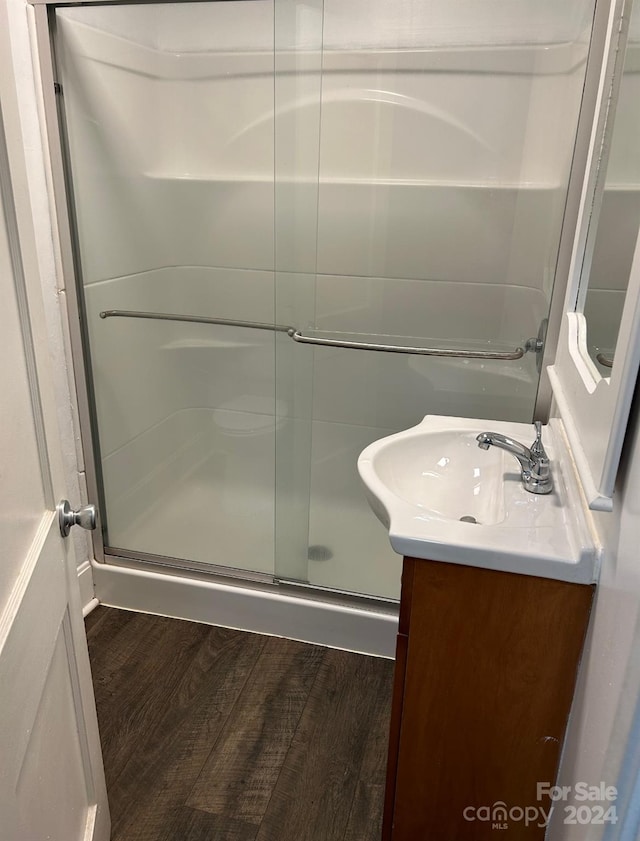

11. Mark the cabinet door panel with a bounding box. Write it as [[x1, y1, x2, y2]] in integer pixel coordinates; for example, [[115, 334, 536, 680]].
[[391, 560, 593, 840]]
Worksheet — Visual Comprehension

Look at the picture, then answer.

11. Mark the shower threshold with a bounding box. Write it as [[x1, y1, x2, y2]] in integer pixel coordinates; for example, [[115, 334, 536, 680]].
[[103, 545, 398, 611], [93, 550, 399, 658]]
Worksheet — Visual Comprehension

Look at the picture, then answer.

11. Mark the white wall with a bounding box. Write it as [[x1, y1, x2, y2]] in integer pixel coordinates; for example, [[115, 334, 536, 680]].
[[548, 390, 640, 840]]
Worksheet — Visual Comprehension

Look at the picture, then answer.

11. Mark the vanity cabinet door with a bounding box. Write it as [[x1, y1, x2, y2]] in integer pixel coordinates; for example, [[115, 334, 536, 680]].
[[384, 558, 594, 841]]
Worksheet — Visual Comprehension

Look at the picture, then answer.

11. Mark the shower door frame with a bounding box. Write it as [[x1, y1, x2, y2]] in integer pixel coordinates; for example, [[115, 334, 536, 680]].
[[29, 0, 616, 598]]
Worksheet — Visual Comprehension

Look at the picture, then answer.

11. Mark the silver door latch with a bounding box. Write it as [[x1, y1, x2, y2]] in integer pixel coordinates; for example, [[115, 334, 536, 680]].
[[57, 499, 97, 537]]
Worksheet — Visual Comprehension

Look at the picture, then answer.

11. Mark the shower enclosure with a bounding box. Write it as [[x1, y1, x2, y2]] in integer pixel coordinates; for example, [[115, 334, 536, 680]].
[[51, 0, 598, 603]]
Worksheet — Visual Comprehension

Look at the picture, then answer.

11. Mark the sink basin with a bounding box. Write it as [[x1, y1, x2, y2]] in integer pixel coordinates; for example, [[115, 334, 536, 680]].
[[368, 429, 508, 526], [358, 415, 599, 583]]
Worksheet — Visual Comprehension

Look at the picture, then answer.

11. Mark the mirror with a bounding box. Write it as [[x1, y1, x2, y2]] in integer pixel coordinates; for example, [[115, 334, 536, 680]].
[[580, 0, 640, 377], [548, 0, 640, 511]]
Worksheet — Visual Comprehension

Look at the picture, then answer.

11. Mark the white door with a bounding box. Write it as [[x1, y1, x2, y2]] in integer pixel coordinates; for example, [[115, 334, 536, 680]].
[[0, 70, 110, 841]]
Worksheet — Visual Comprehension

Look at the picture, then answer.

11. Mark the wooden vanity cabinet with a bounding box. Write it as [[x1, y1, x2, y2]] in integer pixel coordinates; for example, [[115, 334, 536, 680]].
[[383, 557, 594, 841]]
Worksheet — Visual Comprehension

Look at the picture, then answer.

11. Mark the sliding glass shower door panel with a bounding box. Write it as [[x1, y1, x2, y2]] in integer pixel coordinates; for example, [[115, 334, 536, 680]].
[[56, 2, 279, 575], [273, 0, 598, 599]]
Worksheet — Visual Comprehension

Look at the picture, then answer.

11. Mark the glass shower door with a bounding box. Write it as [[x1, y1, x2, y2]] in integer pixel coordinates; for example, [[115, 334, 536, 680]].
[[273, 0, 598, 599], [56, 1, 281, 576]]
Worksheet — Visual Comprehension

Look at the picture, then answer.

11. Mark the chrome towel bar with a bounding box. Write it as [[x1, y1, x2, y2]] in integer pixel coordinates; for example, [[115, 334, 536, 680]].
[[288, 330, 533, 359], [99, 309, 293, 334], [99, 309, 541, 361]]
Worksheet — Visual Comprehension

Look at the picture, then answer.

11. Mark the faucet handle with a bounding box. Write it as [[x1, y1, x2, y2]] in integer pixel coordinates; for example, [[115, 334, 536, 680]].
[[531, 421, 546, 458]]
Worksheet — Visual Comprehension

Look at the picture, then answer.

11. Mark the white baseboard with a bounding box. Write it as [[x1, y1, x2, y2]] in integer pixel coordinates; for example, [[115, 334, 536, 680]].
[[82, 597, 99, 618], [92, 561, 398, 658], [77, 560, 97, 615]]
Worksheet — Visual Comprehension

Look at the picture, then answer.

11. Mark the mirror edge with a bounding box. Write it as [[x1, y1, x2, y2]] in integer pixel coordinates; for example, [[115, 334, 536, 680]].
[[547, 0, 640, 511], [549, 226, 640, 509]]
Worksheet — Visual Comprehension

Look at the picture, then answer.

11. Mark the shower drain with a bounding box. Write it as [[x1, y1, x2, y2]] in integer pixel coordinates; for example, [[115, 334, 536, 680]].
[[308, 544, 334, 562]]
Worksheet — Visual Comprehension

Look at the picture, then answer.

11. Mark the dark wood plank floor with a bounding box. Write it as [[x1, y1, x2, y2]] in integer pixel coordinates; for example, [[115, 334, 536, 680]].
[[85, 606, 394, 841]]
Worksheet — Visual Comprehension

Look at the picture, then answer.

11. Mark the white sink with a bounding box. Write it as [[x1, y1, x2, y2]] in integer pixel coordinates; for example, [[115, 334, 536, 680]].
[[358, 415, 599, 583], [366, 429, 508, 526]]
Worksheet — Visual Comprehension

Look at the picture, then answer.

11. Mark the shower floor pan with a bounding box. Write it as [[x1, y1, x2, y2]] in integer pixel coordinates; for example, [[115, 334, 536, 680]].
[[105, 451, 401, 601]]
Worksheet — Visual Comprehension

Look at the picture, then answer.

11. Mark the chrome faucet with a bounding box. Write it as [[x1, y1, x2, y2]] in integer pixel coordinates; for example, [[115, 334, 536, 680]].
[[476, 421, 553, 495]]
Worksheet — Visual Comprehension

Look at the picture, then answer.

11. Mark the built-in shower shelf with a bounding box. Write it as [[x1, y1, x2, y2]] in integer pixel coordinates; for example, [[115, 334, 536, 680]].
[[143, 171, 561, 191]]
